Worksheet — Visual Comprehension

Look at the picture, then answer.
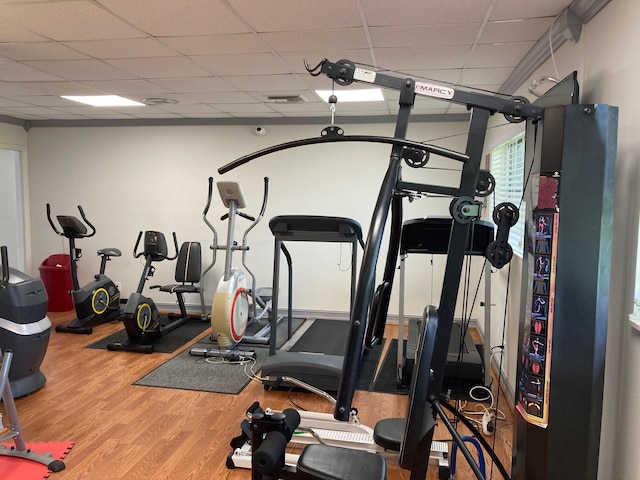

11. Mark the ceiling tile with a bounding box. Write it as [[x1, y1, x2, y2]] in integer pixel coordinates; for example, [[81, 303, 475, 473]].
[[491, 0, 570, 21], [78, 79, 170, 95], [362, 0, 493, 26], [229, 0, 363, 31], [160, 34, 270, 56], [0, 97, 33, 107], [104, 57, 210, 78], [370, 24, 481, 48], [98, 0, 249, 36], [481, 18, 554, 44], [0, 42, 89, 61], [210, 102, 277, 114], [459, 67, 513, 86], [467, 42, 536, 68], [12, 95, 81, 107], [11, 81, 105, 96], [148, 77, 237, 93], [0, 18, 51, 42], [24, 59, 135, 81], [223, 74, 307, 92], [0, 62, 64, 82], [374, 46, 473, 71], [260, 29, 369, 52], [149, 102, 222, 114], [0, 1, 145, 41], [191, 53, 292, 76], [64, 38, 180, 59], [186, 91, 259, 104], [401, 69, 464, 84]]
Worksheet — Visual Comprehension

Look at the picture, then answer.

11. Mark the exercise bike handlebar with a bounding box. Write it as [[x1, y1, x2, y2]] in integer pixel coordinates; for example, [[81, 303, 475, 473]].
[[45, 203, 97, 239], [132, 231, 179, 261], [167, 232, 179, 261], [76, 205, 97, 238]]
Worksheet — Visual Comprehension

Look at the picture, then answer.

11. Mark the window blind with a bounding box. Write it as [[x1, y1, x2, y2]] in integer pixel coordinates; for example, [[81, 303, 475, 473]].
[[490, 132, 526, 256]]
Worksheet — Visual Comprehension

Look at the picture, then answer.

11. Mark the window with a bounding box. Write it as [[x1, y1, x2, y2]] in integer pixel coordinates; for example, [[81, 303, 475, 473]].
[[489, 132, 526, 256]]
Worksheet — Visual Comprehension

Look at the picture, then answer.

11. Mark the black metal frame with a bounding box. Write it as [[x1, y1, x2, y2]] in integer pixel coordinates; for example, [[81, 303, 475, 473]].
[[219, 58, 543, 478]]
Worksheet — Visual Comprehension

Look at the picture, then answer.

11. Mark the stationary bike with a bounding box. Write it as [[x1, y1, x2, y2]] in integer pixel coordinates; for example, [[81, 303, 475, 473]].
[[46, 204, 122, 334], [208, 177, 270, 348], [107, 230, 195, 353]]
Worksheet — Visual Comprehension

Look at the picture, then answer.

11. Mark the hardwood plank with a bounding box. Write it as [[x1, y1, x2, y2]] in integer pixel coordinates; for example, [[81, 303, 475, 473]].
[[0, 312, 513, 479]]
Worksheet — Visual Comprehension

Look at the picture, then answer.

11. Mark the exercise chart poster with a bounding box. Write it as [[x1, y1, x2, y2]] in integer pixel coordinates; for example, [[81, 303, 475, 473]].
[[516, 210, 558, 428]]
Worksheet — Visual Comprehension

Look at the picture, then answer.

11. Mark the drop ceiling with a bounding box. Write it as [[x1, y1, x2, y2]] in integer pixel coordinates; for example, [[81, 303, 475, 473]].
[[0, 0, 602, 126]]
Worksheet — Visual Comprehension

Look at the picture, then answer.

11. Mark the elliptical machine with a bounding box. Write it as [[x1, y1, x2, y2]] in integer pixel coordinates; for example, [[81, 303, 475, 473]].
[[207, 177, 271, 347], [46, 204, 122, 334], [0, 245, 51, 397], [107, 230, 190, 353]]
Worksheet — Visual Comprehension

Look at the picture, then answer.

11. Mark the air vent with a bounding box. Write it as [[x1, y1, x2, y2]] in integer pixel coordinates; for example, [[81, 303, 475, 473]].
[[142, 97, 178, 105], [266, 95, 308, 104]]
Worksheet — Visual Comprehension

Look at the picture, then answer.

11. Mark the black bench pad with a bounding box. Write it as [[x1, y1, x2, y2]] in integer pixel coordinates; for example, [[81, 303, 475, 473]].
[[297, 444, 386, 480]]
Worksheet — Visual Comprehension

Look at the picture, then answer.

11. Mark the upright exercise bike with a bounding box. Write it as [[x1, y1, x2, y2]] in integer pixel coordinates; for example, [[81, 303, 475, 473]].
[[107, 230, 198, 353], [46, 204, 122, 334]]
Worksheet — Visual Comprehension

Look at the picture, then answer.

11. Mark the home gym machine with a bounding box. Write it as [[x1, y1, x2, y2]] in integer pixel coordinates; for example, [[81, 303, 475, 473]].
[[190, 177, 270, 359], [107, 230, 200, 353], [219, 58, 542, 479], [0, 246, 51, 398], [46, 204, 122, 334]]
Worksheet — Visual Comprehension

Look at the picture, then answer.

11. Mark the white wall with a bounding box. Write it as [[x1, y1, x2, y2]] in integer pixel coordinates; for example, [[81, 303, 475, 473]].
[[26, 120, 487, 320]]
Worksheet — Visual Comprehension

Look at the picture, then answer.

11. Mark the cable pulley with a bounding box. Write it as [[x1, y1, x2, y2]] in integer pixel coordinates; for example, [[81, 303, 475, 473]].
[[485, 202, 519, 269], [449, 196, 481, 224], [475, 171, 496, 197], [402, 147, 429, 168]]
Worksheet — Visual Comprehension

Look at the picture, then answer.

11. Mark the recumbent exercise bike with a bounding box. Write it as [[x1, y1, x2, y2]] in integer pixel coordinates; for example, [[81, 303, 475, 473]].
[[107, 230, 202, 353]]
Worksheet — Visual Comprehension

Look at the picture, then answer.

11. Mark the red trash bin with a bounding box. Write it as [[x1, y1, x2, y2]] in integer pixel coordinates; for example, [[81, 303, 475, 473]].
[[38, 254, 74, 312]]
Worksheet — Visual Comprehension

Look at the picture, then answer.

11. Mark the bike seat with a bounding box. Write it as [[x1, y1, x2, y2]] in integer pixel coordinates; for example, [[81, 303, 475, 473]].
[[98, 248, 122, 258]]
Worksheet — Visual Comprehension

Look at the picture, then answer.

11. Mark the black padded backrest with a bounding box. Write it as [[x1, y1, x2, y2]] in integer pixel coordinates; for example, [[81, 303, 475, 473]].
[[175, 242, 201, 283]]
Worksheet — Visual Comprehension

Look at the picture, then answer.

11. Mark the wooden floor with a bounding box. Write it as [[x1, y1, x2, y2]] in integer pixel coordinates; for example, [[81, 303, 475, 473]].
[[1, 311, 514, 480]]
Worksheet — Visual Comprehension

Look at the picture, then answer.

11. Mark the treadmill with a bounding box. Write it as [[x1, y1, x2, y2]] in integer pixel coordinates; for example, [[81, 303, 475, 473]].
[[397, 217, 494, 387], [260, 215, 365, 392]]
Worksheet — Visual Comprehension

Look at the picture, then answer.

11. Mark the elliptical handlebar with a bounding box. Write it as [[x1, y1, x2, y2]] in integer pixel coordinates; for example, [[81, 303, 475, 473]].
[[242, 177, 269, 241], [202, 177, 219, 277]]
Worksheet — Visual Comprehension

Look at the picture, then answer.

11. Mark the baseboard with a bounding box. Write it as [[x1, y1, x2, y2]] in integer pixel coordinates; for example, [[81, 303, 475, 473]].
[[159, 303, 480, 329]]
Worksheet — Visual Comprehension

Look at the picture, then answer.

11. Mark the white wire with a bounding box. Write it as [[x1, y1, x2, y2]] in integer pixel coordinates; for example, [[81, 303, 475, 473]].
[[548, 13, 561, 80]]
